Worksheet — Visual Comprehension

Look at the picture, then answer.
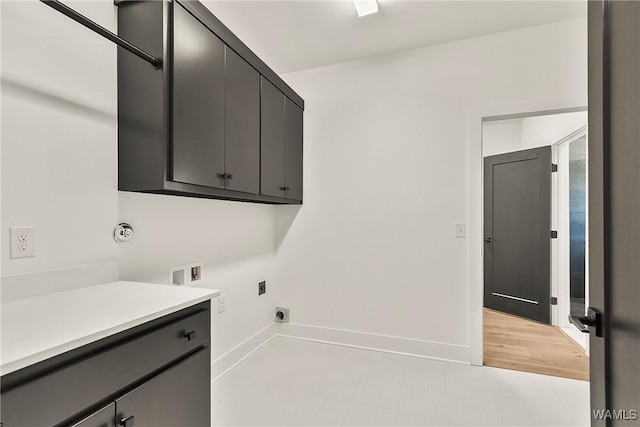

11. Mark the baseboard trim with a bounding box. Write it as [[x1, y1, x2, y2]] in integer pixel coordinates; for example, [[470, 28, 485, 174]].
[[275, 323, 470, 364], [211, 322, 471, 382], [211, 323, 277, 382]]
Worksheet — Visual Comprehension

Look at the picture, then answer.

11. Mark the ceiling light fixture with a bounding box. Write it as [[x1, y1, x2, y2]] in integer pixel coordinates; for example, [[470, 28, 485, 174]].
[[353, 0, 378, 17]]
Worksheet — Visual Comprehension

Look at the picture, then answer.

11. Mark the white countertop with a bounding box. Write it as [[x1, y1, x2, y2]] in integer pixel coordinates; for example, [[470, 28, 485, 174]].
[[1, 281, 220, 376]]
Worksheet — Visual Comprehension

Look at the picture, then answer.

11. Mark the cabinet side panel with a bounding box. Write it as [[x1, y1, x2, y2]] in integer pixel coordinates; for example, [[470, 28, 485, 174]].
[[172, 2, 226, 189], [260, 77, 285, 198], [224, 48, 260, 194], [285, 98, 304, 201], [118, 1, 166, 191]]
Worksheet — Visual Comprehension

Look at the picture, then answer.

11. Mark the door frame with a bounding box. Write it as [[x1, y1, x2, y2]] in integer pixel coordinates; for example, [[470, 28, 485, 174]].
[[552, 127, 589, 330], [468, 99, 587, 366]]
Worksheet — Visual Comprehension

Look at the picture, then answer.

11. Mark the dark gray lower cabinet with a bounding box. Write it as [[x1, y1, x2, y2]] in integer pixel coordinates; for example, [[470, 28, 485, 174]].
[[0, 302, 211, 427], [72, 404, 115, 427], [115, 349, 210, 427]]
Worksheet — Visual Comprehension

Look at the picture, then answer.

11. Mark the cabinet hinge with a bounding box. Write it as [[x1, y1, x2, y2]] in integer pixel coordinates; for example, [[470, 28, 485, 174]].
[[551, 163, 558, 172], [550, 297, 558, 305], [551, 230, 558, 238]]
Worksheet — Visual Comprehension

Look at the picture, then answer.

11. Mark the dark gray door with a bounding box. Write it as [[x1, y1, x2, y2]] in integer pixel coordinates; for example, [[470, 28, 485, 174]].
[[172, 2, 225, 189], [285, 98, 304, 201], [261, 77, 286, 198], [72, 403, 115, 427], [115, 348, 210, 427], [579, 1, 640, 424], [484, 146, 552, 324], [224, 47, 260, 194]]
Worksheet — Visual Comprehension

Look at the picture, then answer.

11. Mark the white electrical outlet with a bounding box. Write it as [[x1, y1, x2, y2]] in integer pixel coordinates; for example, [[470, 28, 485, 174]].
[[10, 227, 35, 259], [455, 223, 466, 238], [218, 295, 227, 314]]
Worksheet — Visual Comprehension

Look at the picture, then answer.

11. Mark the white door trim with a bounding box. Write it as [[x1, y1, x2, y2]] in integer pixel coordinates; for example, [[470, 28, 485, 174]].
[[468, 97, 587, 366]]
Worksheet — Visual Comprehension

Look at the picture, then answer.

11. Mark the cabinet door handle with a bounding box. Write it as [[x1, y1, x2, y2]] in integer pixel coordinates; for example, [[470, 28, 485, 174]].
[[226, 173, 232, 179], [279, 186, 287, 191], [120, 415, 135, 427], [185, 330, 196, 341], [217, 173, 227, 179]]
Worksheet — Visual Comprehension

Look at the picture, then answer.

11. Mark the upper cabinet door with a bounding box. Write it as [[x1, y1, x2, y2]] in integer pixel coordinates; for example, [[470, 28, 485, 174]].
[[224, 47, 260, 194], [172, 2, 225, 189], [285, 98, 303, 201], [260, 77, 286, 198]]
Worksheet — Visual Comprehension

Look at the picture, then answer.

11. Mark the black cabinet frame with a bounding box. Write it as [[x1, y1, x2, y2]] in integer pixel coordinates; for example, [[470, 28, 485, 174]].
[[117, 0, 303, 204]]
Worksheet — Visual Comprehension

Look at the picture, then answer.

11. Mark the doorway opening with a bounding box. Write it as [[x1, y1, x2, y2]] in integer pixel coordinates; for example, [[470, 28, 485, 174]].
[[481, 110, 589, 381]]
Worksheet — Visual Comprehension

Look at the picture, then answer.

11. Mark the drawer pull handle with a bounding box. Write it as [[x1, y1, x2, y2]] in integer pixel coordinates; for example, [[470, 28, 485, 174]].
[[120, 415, 135, 427], [185, 330, 196, 341]]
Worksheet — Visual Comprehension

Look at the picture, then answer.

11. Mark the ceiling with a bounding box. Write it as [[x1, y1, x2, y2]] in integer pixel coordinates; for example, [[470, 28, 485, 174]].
[[202, 0, 587, 74]]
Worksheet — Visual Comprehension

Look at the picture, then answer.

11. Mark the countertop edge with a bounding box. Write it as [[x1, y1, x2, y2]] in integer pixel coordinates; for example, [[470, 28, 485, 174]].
[[1, 286, 221, 376]]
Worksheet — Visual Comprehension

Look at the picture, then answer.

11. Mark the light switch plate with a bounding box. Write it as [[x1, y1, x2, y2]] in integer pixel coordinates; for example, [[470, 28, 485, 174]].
[[218, 295, 227, 313], [455, 223, 466, 238]]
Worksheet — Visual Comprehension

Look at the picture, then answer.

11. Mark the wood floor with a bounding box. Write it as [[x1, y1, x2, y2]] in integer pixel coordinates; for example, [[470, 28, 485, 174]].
[[483, 308, 589, 381]]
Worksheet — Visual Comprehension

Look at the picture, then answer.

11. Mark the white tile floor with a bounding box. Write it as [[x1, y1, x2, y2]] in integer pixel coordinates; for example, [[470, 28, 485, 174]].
[[212, 337, 590, 426]]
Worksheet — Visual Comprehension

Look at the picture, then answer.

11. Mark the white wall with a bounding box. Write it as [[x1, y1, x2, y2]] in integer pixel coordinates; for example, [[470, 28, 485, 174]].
[[1, 1, 276, 362], [1, 0, 588, 366], [483, 111, 587, 157], [118, 192, 277, 361], [520, 111, 587, 150], [1, 1, 119, 279], [276, 17, 587, 360], [482, 119, 523, 157]]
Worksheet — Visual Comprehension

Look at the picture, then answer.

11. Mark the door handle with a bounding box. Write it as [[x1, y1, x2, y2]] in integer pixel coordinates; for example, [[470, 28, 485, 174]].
[[569, 307, 603, 337], [484, 237, 494, 243]]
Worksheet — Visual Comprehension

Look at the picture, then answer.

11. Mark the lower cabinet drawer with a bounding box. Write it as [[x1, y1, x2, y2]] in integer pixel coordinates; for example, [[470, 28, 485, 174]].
[[69, 348, 210, 427], [71, 403, 115, 427], [115, 347, 210, 427], [1, 307, 210, 427]]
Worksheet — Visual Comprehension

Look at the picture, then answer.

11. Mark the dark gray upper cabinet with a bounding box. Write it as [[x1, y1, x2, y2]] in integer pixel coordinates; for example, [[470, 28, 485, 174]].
[[285, 98, 304, 201], [117, 0, 303, 204], [261, 78, 286, 198], [172, 1, 225, 189], [224, 47, 260, 194], [261, 78, 304, 201]]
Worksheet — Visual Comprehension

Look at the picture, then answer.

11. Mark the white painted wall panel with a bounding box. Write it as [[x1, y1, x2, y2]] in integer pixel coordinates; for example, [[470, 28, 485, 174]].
[[276, 18, 587, 356]]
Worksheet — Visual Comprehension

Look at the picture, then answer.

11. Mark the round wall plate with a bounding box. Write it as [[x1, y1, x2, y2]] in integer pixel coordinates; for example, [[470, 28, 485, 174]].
[[114, 223, 134, 243]]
